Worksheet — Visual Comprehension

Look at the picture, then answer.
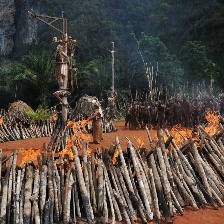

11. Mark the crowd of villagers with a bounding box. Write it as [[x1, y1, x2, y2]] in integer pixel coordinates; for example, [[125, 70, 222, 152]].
[[125, 95, 224, 130]]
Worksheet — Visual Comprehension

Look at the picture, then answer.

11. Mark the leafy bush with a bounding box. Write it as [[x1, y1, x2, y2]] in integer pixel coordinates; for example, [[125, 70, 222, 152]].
[[26, 105, 51, 121]]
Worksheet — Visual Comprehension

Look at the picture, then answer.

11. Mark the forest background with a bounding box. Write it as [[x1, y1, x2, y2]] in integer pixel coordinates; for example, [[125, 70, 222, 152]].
[[0, 0, 223, 110]]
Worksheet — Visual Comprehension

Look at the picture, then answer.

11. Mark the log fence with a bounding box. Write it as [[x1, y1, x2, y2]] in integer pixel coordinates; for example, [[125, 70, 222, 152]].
[[0, 125, 224, 223]]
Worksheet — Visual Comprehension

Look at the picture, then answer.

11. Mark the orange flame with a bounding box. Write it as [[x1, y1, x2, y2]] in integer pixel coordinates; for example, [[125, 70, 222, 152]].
[[168, 111, 220, 149], [112, 148, 119, 164], [95, 156, 98, 165], [205, 111, 220, 135], [51, 112, 58, 121], [0, 117, 3, 125], [170, 124, 193, 148], [135, 137, 145, 148], [60, 119, 93, 157], [67, 120, 91, 140], [87, 147, 92, 157], [19, 148, 42, 166], [164, 134, 168, 143], [59, 137, 74, 159]]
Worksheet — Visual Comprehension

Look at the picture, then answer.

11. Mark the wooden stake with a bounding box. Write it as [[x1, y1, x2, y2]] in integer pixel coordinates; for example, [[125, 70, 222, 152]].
[[40, 165, 48, 222], [128, 141, 153, 221], [72, 146, 93, 224], [31, 169, 41, 224], [23, 164, 34, 223]]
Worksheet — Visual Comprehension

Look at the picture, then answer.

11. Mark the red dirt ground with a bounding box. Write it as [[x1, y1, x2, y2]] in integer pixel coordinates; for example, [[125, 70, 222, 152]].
[[0, 121, 224, 223]]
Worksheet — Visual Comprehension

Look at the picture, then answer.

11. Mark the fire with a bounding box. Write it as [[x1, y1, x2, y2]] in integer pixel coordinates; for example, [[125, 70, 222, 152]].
[[51, 112, 58, 121], [170, 125, 193, 148], [19, 119, 93, 166], [205, 110, 220, 135], [164, 134, 168, 143], [59, 137, 74, 159], [87, 147, 92, 157], [66, 120, 75, 128], [95, 155, 98, 165], [135, 137, 145, 148], [60, 119, 93, 157], [67, 120, 92, 143], [19, 148, 42, 166], [171, 125, 192, 139], [135, 137, 145, 149], [112, 148, 119, 164], [205, 109, 219, 124], [168, 111, 220, 149], [0, 117, 3, 125]]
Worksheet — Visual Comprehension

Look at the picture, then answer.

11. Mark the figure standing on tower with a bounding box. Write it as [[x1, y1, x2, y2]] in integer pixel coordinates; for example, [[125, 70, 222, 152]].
[[55, 38, 70, 90]]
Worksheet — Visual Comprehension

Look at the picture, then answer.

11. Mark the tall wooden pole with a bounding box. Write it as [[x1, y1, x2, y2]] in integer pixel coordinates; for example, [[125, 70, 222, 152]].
[[61, 18, 68, 122], [28, 11, 76, 151], [107, 42, 117, 131], [111, 42, 115, 91]]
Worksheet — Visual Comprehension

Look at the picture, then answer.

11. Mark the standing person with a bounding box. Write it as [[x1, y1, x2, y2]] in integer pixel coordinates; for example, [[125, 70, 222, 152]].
[[107, 87, 117, 120], [125, 103, 131, 129], [88, 105, 103, 144], [55, 40, 70, 90]]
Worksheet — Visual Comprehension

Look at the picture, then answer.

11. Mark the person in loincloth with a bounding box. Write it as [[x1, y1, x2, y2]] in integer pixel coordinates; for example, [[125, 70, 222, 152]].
[[88, 105, 103, 144], [55, 40, 70, 90]]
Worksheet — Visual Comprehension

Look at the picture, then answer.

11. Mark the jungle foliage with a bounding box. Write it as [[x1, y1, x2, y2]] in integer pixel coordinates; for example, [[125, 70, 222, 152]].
[[0, 0, 224, 109], [26, 105, 52, 121]]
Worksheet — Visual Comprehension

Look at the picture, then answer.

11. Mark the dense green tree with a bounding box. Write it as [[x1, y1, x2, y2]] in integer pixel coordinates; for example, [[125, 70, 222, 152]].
[[179, 41, 220, 84], [204, 61, 221, 91], [0, 62, 23, 108], [116, 58, 135, 89], [158, 56, 184, 88], [77, 57, 111, 101], [139, 34, 169, 64], [138, 34, 184, 87], [20, 47, 56, 108]]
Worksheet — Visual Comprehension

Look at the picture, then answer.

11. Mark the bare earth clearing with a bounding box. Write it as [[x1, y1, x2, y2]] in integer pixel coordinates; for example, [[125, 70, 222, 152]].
[[0, 121, 224, 224]]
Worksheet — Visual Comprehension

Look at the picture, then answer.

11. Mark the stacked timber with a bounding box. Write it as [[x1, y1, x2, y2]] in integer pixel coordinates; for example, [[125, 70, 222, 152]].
[[0, 126, 224, 223], [0, 116, 54, 142], [0, 107, 55, 143]]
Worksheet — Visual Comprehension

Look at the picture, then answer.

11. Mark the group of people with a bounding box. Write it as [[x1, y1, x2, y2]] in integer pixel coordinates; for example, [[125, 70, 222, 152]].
[[85, 94, 224, 143], [125, 96, 224, 130]]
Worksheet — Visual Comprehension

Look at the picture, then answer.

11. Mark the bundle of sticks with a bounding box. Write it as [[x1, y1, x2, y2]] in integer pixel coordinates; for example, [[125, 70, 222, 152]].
[[0, 116, 54, 143], [0, 125, 224, 224]]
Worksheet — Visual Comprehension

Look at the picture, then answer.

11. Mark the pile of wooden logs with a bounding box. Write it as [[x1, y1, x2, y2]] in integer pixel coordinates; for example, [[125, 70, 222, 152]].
[[0, 125, 224, 224], [0, 110, 54, 142]]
